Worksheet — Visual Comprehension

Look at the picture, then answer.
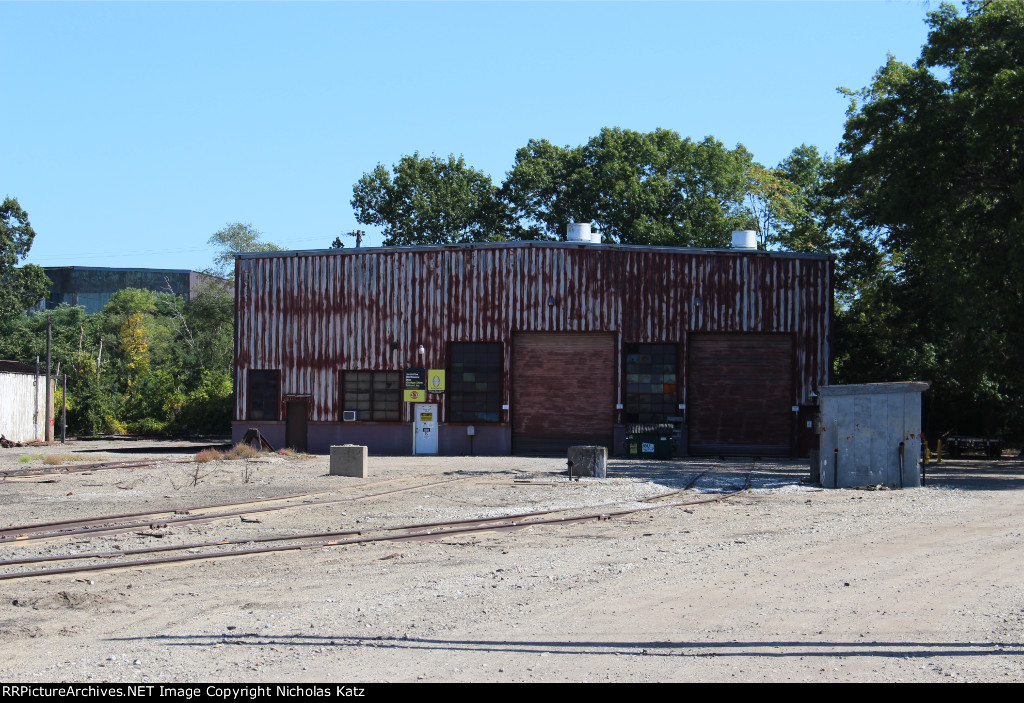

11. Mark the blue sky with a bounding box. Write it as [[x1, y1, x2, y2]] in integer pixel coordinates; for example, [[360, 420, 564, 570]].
[[2, 1, 947, 271]]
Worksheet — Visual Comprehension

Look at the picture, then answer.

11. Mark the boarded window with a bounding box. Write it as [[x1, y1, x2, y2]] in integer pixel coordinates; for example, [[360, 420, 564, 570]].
[[248, 370, 280, 421], [342, 371, 401, 422], [625, 343, 678, 423], [449, 343, 502, 423]]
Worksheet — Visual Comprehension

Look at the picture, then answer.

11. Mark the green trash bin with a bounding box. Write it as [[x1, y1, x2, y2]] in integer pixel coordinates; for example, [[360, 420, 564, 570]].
[[625, 425, 674, 459]]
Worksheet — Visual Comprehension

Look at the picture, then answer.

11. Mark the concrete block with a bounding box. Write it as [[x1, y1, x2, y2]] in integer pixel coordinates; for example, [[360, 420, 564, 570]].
[[568, 445, 607, 478], [330, 445, 367, 477]]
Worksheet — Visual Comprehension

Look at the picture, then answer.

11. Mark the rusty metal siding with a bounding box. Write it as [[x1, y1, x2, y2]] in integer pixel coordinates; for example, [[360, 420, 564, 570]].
[[234, 243, 832, 424]]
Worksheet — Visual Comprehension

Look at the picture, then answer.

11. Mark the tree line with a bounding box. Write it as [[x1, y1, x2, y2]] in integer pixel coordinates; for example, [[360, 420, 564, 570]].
[[1, 1, 1020, 441], [349, 1, 1023, 441]]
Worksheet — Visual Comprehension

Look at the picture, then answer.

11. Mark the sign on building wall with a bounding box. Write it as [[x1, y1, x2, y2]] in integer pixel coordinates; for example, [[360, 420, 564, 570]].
[[404, 368, 426, 402], [427, 369, 445, 393]]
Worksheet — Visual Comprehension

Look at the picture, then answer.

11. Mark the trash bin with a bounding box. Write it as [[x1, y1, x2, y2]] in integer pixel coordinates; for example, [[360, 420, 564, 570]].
[[625, 424, 675, 459]]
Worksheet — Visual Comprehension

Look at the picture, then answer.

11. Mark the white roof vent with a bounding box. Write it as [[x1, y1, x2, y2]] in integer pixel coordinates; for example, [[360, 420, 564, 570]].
[[731, 230, 758, 250], [567, 222, 592, 243]]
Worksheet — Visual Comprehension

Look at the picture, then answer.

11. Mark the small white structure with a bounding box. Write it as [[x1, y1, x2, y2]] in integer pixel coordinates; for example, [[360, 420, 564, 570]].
[[731, 230, 758, 250], [0, 362, 54, 443], [817, 382, 929, 488]]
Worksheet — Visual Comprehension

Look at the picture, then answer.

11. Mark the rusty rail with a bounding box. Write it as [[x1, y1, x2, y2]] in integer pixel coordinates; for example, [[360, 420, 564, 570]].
[[0, 476, 472, 544], [0, 472, 750, 581]]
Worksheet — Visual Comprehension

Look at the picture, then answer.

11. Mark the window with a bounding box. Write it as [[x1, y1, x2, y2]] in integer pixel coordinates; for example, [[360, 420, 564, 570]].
[[624, 344, 677, 423], [342, 371, 401, 421], [449, 343, 502, 422], [248, 370, 280, 421]]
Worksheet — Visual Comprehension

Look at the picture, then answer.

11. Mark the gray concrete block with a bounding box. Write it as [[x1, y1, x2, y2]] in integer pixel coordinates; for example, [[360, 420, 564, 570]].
[[568, 445, 607, 478], [330, 445, 367, 477]]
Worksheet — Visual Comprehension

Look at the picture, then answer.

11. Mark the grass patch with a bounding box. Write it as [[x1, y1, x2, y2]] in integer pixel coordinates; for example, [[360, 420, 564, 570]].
[[194, 444, 267, 462], [40, 454, 80, 466], [224, 444, 260, 460], [194, 448, 223, 463], [18, 454, 39, 463]]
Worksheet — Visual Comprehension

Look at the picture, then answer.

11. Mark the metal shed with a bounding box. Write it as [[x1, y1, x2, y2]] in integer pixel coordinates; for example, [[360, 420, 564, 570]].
[[817, 382, 930, 488], [233, 240, 834, 456], [0, 361, 54, 444]]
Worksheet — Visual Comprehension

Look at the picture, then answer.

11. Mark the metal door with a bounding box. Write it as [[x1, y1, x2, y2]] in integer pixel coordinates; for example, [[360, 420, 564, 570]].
[[414, 403, 438, 454], [285, 400, 309, 453], [511, 333, 615, 454]]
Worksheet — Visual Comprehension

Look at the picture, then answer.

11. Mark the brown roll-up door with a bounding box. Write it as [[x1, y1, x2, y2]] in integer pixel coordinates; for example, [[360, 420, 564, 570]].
[[512, 333, 615, 455], [688, 334, 793, 456]]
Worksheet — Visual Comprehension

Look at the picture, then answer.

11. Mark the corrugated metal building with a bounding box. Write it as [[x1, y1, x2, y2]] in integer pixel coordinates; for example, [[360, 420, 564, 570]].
[[232, 240, 833, 456]]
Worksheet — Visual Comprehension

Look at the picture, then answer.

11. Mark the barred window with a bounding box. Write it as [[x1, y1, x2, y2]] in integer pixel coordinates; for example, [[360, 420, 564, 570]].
[[449, 343, 502, 423], [248, 370, 280, 421], [624, 344, 677, 423], [342, 371, 401, 421]]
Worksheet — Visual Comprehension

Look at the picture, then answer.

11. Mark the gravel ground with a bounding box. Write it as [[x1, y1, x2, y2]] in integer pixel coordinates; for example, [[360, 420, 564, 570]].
[[0, 438, 1022, 683]]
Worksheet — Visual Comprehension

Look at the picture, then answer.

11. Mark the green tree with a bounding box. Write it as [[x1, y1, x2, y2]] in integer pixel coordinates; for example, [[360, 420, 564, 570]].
[[0, 304, 118, 435], [0, 197, 50, 321], [503, 128, 753, 246], [206, 222, 280, 280], [833, 0, 1024, 438], [743, 166, 805, 251], [351, 153, 509, 246], [156, 286, 234, 434]]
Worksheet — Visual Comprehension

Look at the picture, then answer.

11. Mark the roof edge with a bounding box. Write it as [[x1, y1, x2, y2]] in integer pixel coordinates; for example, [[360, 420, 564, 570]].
[[234, 241, 834, 261]]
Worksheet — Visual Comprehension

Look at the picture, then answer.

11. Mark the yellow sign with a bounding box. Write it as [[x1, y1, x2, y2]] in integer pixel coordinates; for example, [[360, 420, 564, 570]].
[[428, 369, 446, 393], [404, 389, 424, 402], [420, 413, 433, 422]]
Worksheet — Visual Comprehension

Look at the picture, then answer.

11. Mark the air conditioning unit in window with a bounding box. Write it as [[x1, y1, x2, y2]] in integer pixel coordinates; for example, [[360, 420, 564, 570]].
[[343, 411, 357, 421]]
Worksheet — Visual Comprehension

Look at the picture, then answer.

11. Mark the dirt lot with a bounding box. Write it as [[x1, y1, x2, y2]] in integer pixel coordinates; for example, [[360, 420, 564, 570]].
[[0, 438, 1022, 683]]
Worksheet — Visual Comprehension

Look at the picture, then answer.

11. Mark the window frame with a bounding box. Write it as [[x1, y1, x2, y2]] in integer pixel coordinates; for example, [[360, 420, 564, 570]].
[[447, 342, 503, 424], [623, 343, 678, 424], [247, 369, 281, 421], [341, 370, 402, 422]]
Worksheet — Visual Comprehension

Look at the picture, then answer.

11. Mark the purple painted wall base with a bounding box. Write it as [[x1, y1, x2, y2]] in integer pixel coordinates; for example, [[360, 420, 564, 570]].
[[233, 422, 511, 456]]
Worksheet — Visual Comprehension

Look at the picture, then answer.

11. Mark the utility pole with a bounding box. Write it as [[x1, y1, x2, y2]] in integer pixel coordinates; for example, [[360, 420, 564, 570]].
[[46, 314, 53, 443], [332, 229, 366, 249]]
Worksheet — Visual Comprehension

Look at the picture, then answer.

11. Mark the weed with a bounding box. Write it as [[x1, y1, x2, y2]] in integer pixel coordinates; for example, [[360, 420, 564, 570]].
[[224, 444, 259, 460], [194, 449, 223, 463], [187, 462, 217, 487]]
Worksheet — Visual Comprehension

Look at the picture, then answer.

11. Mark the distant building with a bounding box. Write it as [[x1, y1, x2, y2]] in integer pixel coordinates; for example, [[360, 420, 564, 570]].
[[35, 267, 230, 314]]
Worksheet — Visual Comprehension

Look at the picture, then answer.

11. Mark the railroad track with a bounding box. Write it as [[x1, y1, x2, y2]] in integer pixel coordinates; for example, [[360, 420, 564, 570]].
[[0, 465, 752, 581], [0, 474, 472, 544], [0, 457, 196, 480]]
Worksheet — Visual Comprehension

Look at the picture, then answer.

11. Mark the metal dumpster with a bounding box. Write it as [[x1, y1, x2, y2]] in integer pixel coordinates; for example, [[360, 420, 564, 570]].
[[625, 424, 675, 459]]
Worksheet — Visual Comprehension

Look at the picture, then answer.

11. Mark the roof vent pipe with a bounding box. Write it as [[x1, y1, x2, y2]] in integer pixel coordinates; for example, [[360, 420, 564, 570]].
[[567, 222, 592, 243], [731, 230, 758, 250]]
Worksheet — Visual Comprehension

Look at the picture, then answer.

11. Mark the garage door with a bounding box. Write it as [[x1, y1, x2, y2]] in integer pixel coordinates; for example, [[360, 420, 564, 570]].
[[688, 334, 793, 456], [512, 333, 615, 455]]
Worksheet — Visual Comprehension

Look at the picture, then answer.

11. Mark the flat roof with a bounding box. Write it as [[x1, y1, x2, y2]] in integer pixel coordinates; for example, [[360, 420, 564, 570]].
[[43, 266, 200, 274], [234, 240, 833, 261]]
